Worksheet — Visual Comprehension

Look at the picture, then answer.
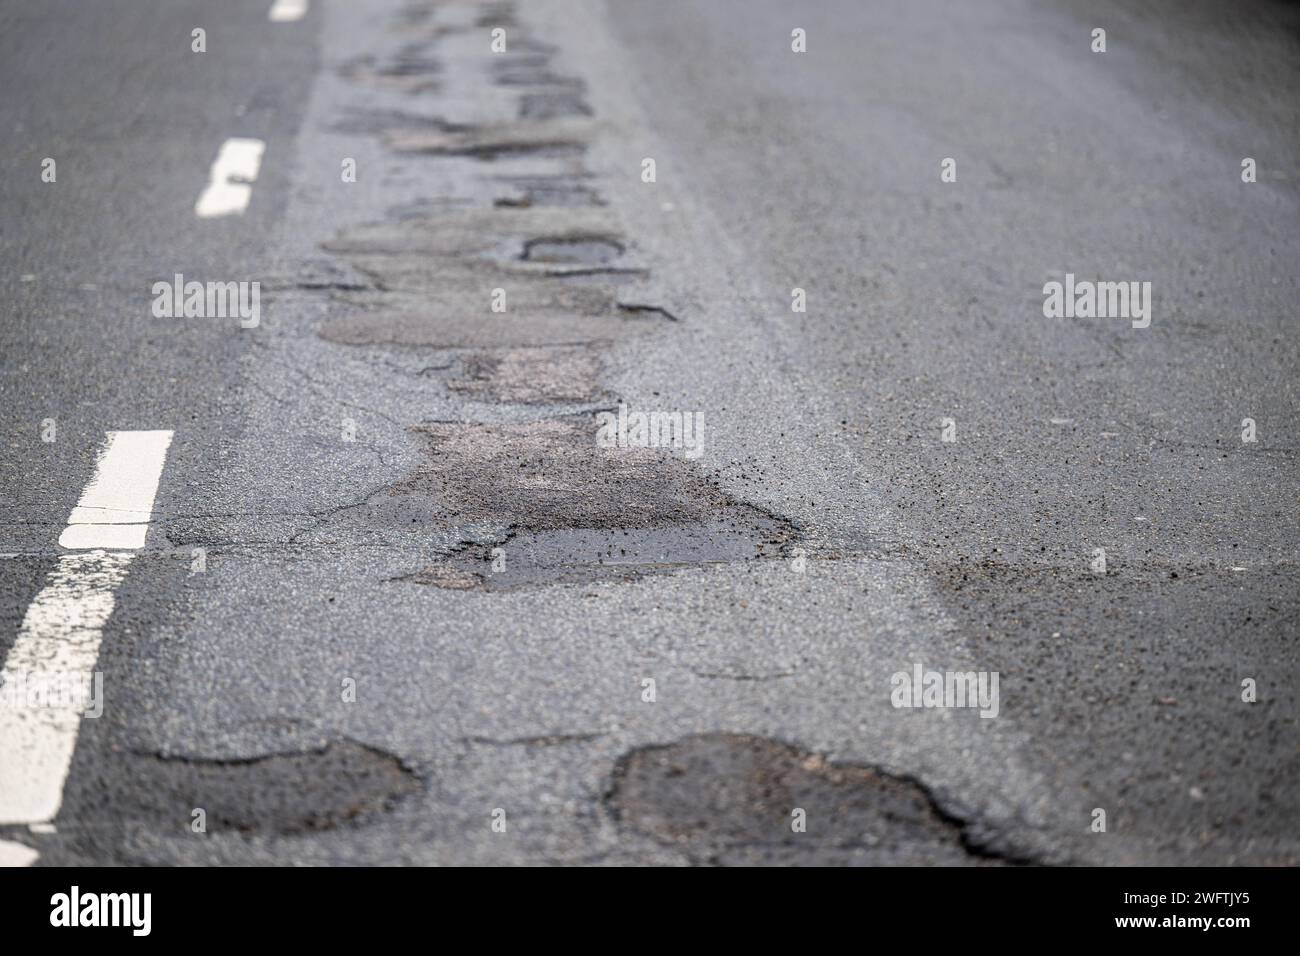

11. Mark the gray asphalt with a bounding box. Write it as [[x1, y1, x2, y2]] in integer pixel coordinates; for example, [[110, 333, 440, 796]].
[[1, 0, 1296, 865]]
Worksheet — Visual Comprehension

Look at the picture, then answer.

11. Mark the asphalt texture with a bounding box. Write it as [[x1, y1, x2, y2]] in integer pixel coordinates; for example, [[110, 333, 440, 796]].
[[0, 0, 1297, 865]]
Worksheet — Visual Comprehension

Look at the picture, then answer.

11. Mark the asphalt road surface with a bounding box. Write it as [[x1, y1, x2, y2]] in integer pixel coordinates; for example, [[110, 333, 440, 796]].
[[1, 0, 1297, 866]]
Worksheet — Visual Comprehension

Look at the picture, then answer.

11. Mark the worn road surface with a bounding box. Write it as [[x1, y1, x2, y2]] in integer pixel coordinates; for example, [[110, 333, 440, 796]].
[[1, 0, 1297, 865]]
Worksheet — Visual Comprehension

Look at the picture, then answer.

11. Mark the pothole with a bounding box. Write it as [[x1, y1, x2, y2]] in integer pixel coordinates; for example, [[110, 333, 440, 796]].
[[495, 69, 585, 90], [519, 91, 592, 121], [476, 4, 520, 30], [316, 290, 661, 349], [447, 346, 606, 404], [392, 416, 767, 530], [375, 49, 442, 77], [339, 54, 441, 95], [607, 734, 1013, 865], [376, 417, 798, 582], [385, 119, 590, 159], [332, 109, 464, 136], [91, 739, 420, 837], [522, 235, 623, 265], [410, 519, 791, 591], [320, 205, 620, 264], [618, 302, 679, 322], [494, 177, 604, 208], [314, 209, 663, 348]]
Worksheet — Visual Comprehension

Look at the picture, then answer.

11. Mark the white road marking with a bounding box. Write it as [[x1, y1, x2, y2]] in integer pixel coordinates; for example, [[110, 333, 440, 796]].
[[194, 138, 265, 218], [0, 431, 173, 854], [0, 553, 132, 830], [0, 839, 39, 867], [60, 431, 175, 549], [268, 0, 309, 22]]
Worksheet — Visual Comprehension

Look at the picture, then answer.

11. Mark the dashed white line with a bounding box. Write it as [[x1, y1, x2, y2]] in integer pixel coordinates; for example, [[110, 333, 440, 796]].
[[60, 431, 175, 549], [268, 0, 309, 22], [194, 138, 265, 218], [0, 431, 173, 862]]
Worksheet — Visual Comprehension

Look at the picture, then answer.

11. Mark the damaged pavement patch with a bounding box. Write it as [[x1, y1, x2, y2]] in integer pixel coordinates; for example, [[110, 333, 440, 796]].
[[388, 416, 797, 587], [413, 520, 791, 591], [397, 416, 768, 529], [493, 175, 604, 208], [76, 739, 420, 839], [447, 346, 607, 404], [606, 734, 1022, 865], [385, 118, 591, 159], [317, 292, 659, 349], [315, 207, 665, 349]]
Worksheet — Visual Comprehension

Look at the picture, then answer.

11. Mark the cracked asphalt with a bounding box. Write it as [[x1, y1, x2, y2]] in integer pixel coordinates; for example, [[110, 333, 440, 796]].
[[0, 0, 1297, 866]]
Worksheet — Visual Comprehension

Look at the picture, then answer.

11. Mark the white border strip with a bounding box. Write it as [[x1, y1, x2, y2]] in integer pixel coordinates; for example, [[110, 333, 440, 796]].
[[0, 431, 173, 862], [60, 431, 174, 549]]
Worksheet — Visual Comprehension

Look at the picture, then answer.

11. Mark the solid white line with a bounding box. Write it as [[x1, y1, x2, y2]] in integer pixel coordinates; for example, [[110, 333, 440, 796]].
[[268, 0, 309, 23], [194, 138, 265, 218], [0, 839, 39, 867], [60, 431, 174, 549], [0, 431, 173, 830]]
